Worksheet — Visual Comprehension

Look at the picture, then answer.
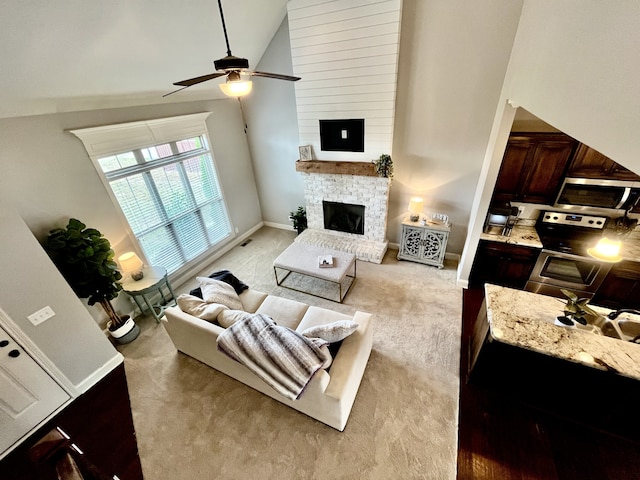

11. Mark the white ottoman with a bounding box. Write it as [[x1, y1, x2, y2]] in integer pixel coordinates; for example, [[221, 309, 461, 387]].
[[273, 242, 356, 302]]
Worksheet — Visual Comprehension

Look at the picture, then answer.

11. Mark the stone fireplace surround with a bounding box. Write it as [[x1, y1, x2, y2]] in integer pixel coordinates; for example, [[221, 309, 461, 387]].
[[295, 161, 390, 264]]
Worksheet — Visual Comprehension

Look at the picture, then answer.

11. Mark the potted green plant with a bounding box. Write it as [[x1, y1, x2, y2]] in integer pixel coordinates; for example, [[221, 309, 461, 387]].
[[557, 289, 599, 326], [373, 153, 393, 178], [289, 206, 308, 235], [43, 218, 139, 344]]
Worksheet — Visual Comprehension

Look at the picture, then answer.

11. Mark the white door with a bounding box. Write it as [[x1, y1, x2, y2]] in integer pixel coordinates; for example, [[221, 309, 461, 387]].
[[0, 324, 70, 454]]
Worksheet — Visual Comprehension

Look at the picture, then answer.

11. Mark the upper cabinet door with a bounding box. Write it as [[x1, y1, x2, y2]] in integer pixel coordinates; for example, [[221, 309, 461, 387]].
[[493, 133, 577, 204], [0, 324, 70, 455], [567, 144, 640, 181], [493, 140, 532, 200], [522, 140, 576, 203]]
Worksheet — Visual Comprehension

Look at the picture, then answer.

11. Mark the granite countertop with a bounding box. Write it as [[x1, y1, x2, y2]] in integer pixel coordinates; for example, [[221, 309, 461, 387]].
[[484, 284, 640, 381], [620, 233, 640, 262], [479, 224, 543, 249], [480, 222, 640, 262]]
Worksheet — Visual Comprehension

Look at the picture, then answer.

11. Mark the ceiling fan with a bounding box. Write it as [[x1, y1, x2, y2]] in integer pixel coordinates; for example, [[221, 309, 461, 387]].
[[164, 0, 301, 98]]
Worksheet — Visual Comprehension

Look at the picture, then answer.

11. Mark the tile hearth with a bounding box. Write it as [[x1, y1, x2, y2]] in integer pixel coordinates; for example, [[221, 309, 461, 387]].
[[295, 228, 388, 264]]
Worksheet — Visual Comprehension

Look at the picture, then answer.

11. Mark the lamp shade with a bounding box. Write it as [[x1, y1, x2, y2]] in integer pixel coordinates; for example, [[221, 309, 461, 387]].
[[219, 79, 252, 97], [119, 252, 144, 280], [408, 197, 424, 221], [587, 237, 622, 263]]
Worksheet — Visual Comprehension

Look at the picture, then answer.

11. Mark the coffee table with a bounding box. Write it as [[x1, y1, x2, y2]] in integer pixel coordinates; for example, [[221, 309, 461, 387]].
[[273, 242, 356, 302]]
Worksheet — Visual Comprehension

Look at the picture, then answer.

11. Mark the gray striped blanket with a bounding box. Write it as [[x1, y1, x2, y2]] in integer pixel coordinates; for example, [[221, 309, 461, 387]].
[[216, 313, 330, 400]]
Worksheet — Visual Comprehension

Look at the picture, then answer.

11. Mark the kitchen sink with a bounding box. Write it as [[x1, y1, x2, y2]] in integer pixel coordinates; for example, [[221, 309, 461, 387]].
[[591, 314, 640, 342], [555, 310, 640, 343], [618, 319, 640, 339], [599, 321, 624, 340]]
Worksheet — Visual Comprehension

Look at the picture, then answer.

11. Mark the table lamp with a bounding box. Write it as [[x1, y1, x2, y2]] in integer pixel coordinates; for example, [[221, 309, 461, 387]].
[[408, 197, 424, 222], [119, 252, 144, 281], [587, 237, 622, 263]]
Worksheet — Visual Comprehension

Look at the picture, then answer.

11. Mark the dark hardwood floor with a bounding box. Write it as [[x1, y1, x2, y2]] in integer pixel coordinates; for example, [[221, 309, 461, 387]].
[[456, 288, 640, 480]]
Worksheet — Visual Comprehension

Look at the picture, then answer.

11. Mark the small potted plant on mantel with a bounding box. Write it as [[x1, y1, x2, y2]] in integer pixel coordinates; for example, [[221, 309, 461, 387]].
[[43, 218, 140, 344], [373, 153, 393, 178]]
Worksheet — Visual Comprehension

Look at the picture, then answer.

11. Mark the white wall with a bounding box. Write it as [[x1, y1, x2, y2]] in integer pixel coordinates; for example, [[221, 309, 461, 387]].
[[505, 1, 640, 171], [457, 0, 640, 285], [0, 99, 261, 324], [288, 0, 402, 162], [243, 17, 305, 229], [0, 208, 120, 390], [387, 0, 524, 253], [245, 1, 524, 252]]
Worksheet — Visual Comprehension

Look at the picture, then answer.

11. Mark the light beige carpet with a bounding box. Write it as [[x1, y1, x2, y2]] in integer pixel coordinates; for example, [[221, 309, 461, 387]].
[[117, 227, 462, 479]]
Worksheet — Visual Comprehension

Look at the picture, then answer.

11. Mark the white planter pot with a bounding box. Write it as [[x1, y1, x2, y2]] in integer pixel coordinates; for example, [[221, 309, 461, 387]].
[[108, 316, 140, 344]]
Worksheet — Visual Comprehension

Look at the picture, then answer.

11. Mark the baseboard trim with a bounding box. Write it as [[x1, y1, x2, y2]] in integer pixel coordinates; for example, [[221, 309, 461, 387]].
[[74, 354, 124, 393], [263, 221, 294, 232]]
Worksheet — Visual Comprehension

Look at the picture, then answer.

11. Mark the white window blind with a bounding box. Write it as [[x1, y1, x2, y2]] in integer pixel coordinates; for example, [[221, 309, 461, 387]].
[[70, 114, 232, 274]]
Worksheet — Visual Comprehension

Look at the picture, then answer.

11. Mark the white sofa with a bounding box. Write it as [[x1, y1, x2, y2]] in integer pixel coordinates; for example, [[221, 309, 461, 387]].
[[162, 288, 373, 431]]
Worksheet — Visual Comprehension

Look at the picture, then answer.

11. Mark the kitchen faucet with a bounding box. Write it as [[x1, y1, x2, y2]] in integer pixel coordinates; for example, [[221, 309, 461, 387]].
[[607, 308, 640, 320]]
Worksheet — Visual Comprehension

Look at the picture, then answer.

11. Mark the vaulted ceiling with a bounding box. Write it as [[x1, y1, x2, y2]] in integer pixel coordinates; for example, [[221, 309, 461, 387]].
[[0, 0, 289, 119]]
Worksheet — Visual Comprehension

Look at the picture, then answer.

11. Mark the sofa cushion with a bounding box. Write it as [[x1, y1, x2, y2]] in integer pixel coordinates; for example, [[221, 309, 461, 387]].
[[255, 295, 309, 330], [177, 294, 228, 322], [197, 277, 243, 310], [296, 306, 352, 332], [302, 320, 359, 344], [218, 310, 248, 328], [238, 289, 268, 313]]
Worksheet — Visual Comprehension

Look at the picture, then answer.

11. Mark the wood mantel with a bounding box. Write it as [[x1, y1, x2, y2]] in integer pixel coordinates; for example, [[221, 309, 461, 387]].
[[295, 160, 377, 177]]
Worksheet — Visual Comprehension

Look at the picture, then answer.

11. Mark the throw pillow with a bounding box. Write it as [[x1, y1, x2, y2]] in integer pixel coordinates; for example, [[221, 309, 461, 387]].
[[301, 320, 359, 344], [197, 277, 243, 310], [218, 310, 249, 328], [190, 270, 249, 298], [177, 294, 229, 323]]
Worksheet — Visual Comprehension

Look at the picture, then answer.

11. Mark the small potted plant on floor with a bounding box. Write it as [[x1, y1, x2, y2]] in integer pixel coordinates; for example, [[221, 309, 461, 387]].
[[289, 206, 308, 235], [43, 218, 140, 344]]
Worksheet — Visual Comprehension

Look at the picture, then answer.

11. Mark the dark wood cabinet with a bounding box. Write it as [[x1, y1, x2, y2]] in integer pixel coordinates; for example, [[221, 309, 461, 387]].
[[493, 133, 577, 204], [592, 260, 640, 310], [469, 240, 540, 290], [567, 143, 640, 181], [0, 363, 143, 480]]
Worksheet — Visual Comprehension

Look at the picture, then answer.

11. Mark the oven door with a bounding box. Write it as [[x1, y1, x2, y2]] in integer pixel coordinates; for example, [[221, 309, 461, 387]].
[[525, 249, 613, 298]]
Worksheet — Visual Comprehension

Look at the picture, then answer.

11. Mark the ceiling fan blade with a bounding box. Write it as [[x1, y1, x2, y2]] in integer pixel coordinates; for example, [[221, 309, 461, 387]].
[[162, 85, 192, 98], [250, 71, 301, 82], [173, 72, 226, 87]]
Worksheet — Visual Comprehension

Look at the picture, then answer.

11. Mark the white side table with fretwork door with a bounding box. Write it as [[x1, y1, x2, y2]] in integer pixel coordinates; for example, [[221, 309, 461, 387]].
[[398, 218, 450, 269]]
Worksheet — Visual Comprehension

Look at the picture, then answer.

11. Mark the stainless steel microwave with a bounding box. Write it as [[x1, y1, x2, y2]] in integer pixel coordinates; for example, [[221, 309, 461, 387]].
[[554, 177, 640, 212]]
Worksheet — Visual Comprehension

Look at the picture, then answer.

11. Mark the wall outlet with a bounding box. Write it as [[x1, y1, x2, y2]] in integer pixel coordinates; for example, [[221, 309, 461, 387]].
[[28, 306, 55, 326]]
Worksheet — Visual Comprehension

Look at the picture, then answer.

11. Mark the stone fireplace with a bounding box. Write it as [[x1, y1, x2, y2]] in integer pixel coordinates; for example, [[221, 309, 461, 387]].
[[287, 0, 401, 263], [295, 162, 390, 263]]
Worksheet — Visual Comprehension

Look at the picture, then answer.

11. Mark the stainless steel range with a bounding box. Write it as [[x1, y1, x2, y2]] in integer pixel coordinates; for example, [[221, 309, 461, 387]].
[[525, 210, 614, 299]]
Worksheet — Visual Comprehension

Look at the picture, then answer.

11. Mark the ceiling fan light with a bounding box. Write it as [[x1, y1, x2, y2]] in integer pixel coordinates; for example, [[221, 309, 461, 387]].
[[219, 80, 252, 97]]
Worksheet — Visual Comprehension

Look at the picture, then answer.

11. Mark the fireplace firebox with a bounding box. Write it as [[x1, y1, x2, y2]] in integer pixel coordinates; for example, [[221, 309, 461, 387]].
[[323, 201, 365, 235]]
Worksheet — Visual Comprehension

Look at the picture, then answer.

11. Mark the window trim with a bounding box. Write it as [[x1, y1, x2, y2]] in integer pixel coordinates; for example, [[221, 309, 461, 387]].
[[70, 113, 235, 277]]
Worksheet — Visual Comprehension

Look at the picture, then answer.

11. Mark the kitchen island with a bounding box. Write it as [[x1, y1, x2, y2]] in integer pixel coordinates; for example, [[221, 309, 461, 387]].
[[473, 284, 640, 379], [468, 284, 640, 442]]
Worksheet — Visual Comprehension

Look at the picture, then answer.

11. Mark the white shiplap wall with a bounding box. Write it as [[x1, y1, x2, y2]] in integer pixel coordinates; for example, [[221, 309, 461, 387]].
[[287, 0, 403, 161]]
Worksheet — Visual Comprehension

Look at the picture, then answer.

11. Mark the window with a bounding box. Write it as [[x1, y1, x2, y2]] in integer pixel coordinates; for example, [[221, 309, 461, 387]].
[[71, 114, 232, 274]]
